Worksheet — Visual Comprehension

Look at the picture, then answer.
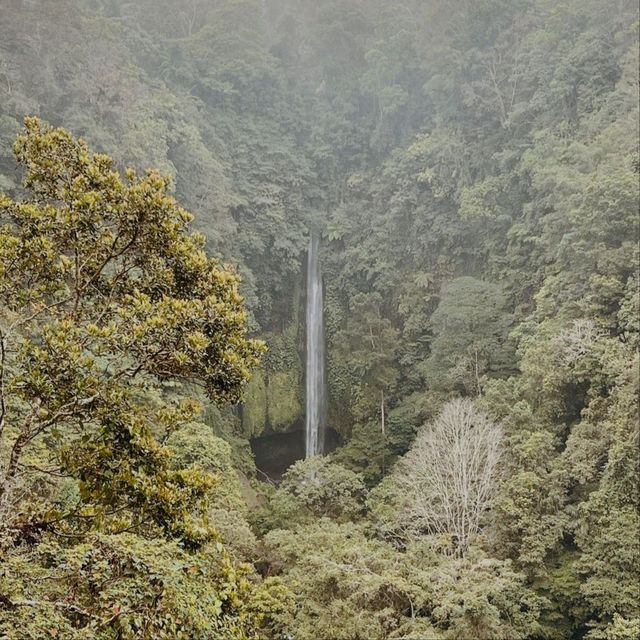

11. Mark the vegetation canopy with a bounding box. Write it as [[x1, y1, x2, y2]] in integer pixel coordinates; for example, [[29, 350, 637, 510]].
[[0, 1, 638, 638], [0, 118, 269, 638]]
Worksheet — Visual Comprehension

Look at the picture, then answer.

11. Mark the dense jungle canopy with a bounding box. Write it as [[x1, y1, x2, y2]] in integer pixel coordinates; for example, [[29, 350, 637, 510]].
[[0, 1, 638, 638]]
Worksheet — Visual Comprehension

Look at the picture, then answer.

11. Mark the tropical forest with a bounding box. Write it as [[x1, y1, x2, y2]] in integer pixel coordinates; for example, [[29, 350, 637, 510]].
[[0, 1, 638, 638]]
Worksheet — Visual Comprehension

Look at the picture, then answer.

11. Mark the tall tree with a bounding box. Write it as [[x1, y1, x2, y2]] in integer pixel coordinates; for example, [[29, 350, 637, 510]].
[[396, 398, 503, 555]]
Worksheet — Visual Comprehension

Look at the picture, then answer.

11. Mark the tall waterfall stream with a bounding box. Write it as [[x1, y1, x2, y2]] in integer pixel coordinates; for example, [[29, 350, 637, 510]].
[[305, 234, 325, 457]]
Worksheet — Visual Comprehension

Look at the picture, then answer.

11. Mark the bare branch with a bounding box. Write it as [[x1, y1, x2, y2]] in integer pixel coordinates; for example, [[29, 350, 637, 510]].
[[396, 398, 503, 556]]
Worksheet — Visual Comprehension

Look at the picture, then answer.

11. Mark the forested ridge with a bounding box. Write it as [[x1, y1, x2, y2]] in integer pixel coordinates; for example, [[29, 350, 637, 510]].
[[0, 1, 638, 638]]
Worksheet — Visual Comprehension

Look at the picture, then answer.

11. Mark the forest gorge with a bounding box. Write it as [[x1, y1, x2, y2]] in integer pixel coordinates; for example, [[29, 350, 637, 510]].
[[0, 1, 638, 638]]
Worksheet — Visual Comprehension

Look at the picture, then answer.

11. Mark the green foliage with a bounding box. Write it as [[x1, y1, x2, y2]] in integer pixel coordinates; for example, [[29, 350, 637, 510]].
[[0, 534, 258, 639], [167, 421, 235, 475], [0, 120, 272, 636], [423, 277, 514, 394], [0, 1, 638, 637], [0, 118, 263, 545], [263, 520, 542, 640], [255, 456, 368, 532], [604, 615, 640, 640], [167, 420, 246, 514]]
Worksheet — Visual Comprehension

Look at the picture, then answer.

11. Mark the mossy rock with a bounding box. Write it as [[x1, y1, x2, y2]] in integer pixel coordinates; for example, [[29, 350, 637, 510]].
[[241, 368, 303, 435], [266, 370, 302, 432], [242, 371, 267, 437], [242, 317, 304, 436]]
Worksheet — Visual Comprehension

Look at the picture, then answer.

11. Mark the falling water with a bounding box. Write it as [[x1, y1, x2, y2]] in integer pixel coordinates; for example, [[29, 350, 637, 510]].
[[305, 234, 325, 457]]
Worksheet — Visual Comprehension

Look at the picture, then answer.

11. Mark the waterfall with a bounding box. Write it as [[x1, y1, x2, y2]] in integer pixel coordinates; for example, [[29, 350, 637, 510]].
[[305, 234, 325, 457]]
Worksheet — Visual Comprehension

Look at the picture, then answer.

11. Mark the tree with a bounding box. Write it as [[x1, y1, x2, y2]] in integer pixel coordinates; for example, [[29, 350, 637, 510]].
[[395, 398, 503, 555], [0, 117, 263, 546], [0, 533, 259, 640], [423, 277, 514, 395], [255, 456, 368, 532], [330, 291, 399, 421], [0, 118, 276, 639], [262, 519, 542, 640]]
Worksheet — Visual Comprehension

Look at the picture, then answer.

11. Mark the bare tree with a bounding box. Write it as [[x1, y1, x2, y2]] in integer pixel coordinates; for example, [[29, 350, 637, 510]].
[[552, 319, 605, 367], [396, 398, 502, 556]]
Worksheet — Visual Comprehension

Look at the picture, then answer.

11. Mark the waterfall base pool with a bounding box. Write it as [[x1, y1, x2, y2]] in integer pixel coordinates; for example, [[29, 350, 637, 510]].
[[251, 427, 340, 481]]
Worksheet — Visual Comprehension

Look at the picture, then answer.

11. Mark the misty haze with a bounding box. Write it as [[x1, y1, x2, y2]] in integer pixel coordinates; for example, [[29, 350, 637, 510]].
[[0, 1, 638, 639]]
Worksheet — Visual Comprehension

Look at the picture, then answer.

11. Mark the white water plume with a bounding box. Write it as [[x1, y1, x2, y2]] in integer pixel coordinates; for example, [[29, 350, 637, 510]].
[[305, 234, 325, 457]]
